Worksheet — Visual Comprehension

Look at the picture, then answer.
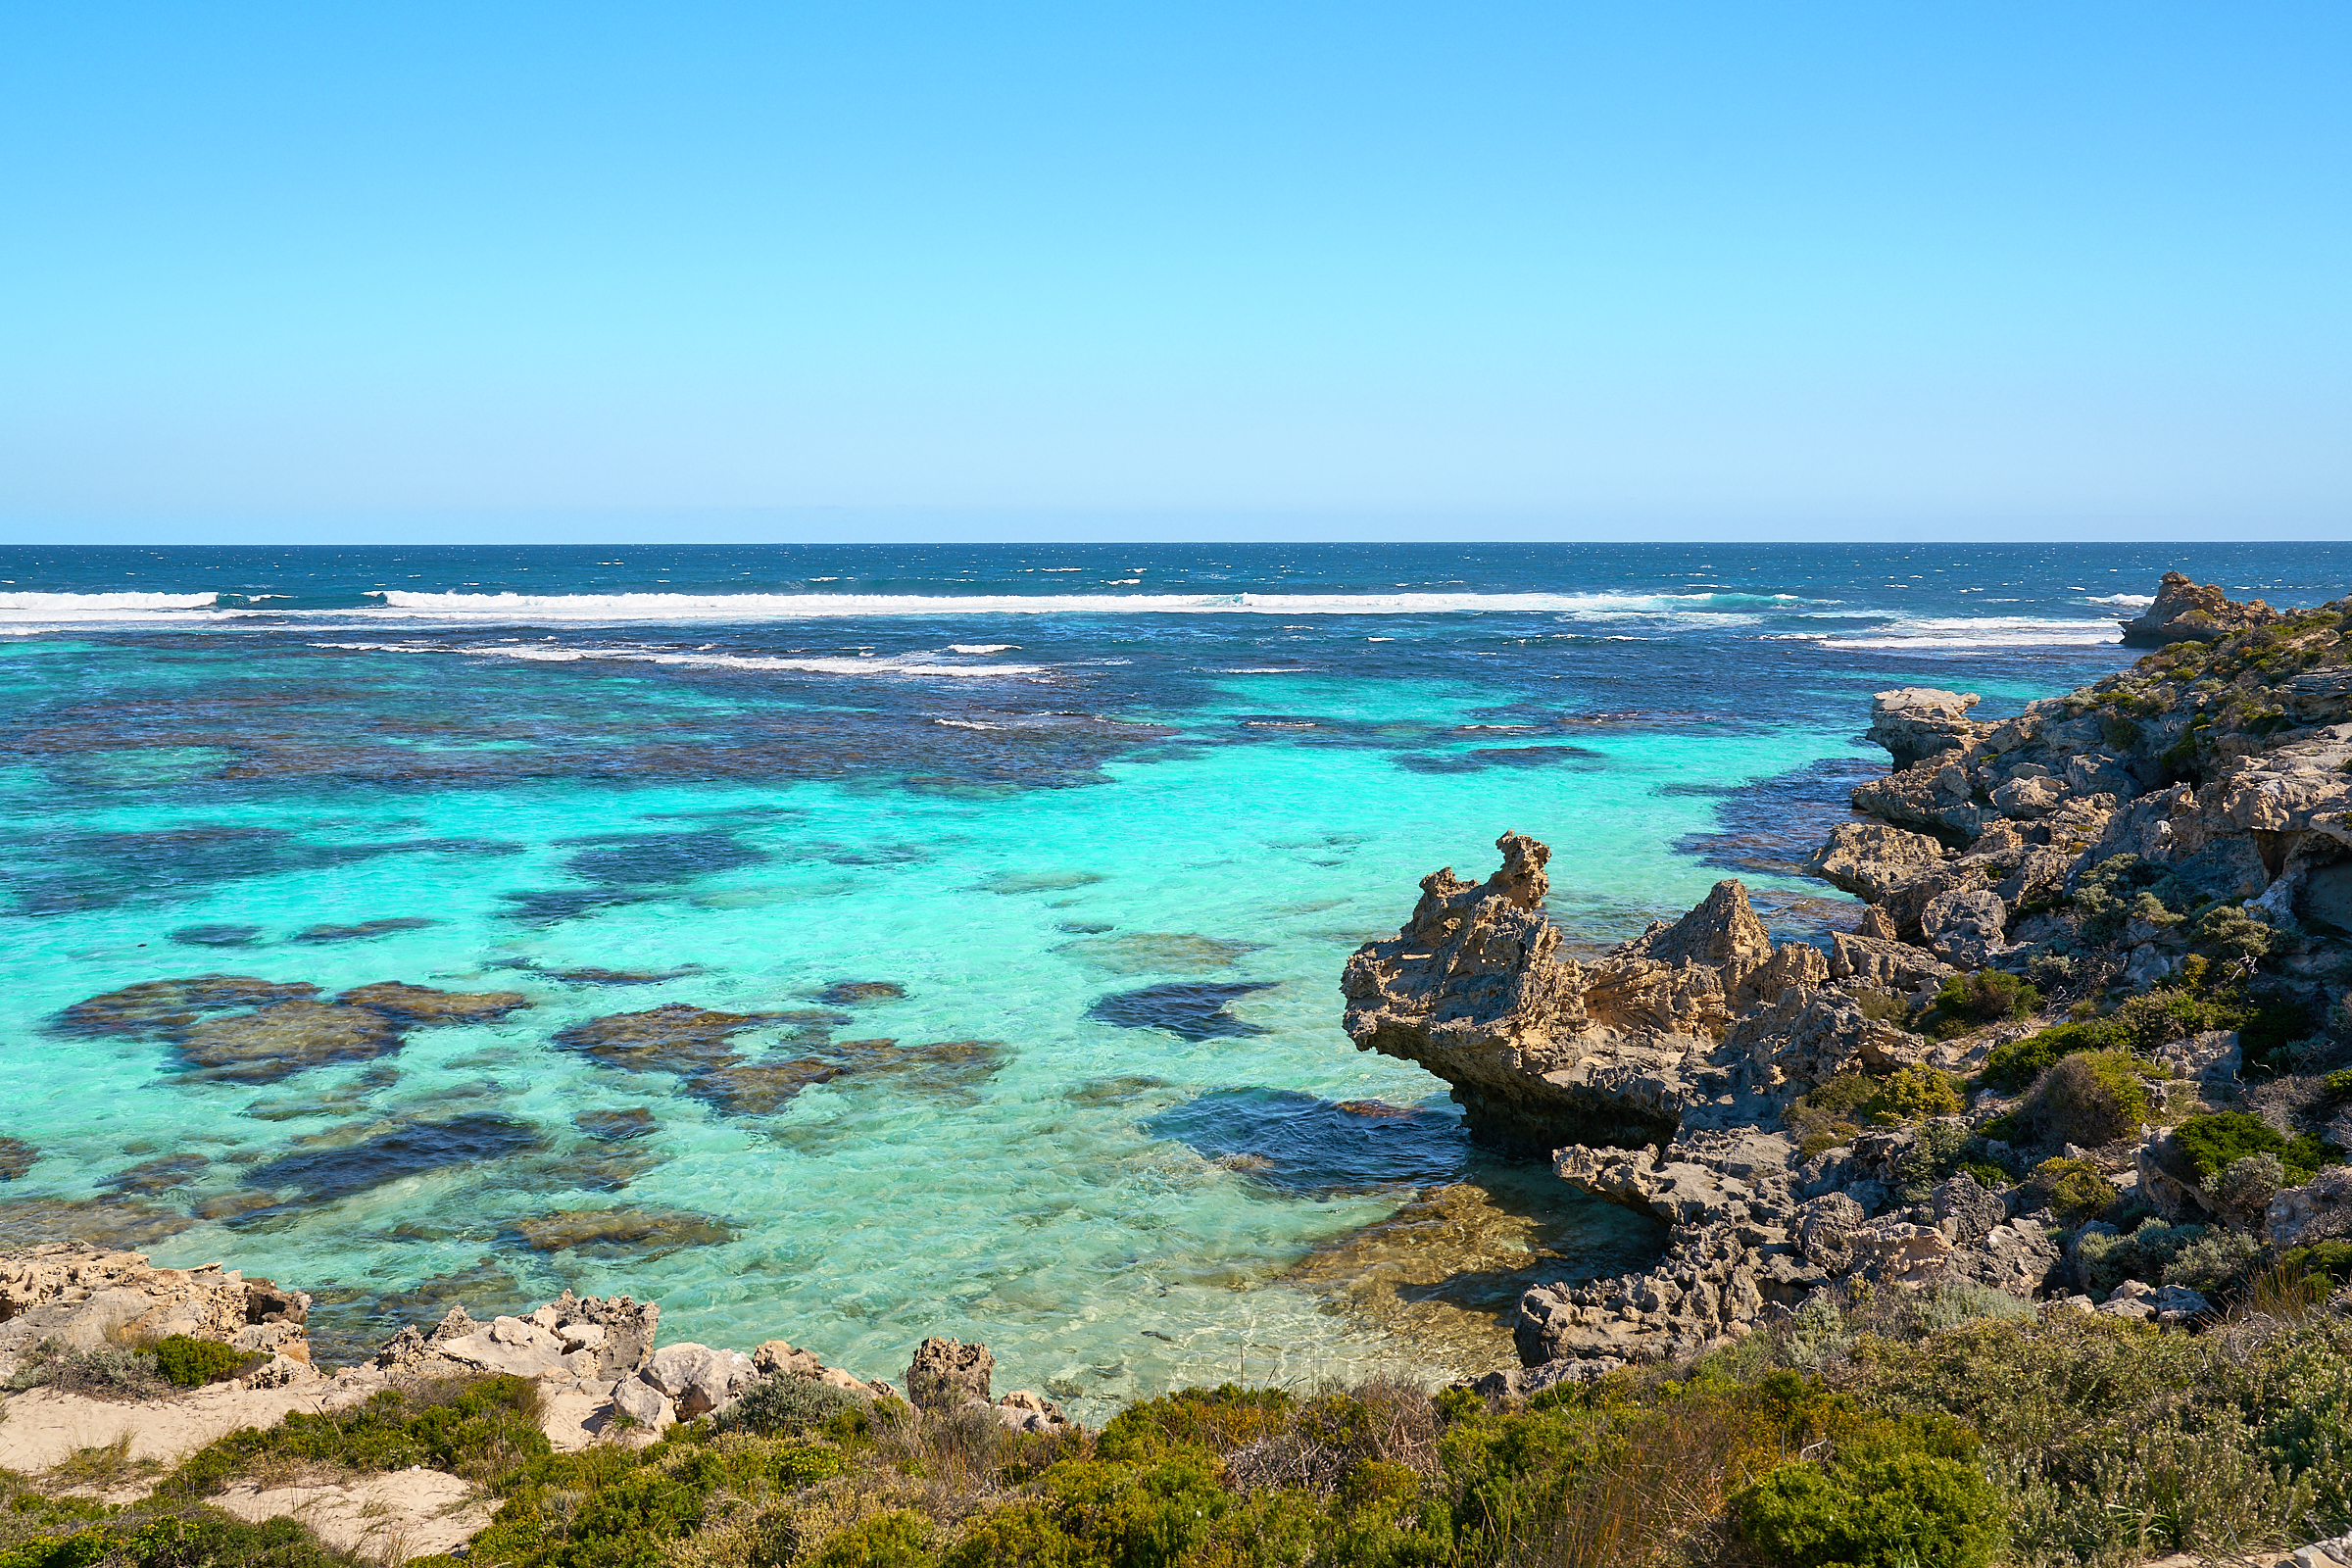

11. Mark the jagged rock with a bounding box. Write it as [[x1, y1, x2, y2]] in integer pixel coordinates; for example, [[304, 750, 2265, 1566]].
[[1726, 987, 1924, 1086], [1797, 1193, 1866, 1271], [1919, 887, 2009, 966], [1931, 1173, 2006, 1245], [995, 1390, 1069, 1431], [2136, 1138, 2220, 1225], [905, 1337, 993, 1409], [1467, 1357, 1625, 1400], [2120, 571, 2281, 647], [2095, 1279, 2211, 1328], [642, 1343, 756, 1417], [1804, 821, 1951, 902], [1825, 932, 1956, 994], [1940, 1218, 2061, 1298], [0, 1244, 315, 1384], [2269, 1166, 2352, 1250], [371, 1291, 657, 1383], [1866, 689, 1985, 771], [1846, 1219, 1954, 1282], [1344, 839, 1822, 1153]]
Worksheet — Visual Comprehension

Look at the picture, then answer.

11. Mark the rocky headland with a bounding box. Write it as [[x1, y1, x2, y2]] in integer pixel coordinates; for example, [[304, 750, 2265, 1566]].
[[1344, 573, 2352, 1392]]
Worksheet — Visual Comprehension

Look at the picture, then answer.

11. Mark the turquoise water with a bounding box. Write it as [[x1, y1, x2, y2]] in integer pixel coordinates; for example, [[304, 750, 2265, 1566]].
[[3, 543, 2341, 1413]]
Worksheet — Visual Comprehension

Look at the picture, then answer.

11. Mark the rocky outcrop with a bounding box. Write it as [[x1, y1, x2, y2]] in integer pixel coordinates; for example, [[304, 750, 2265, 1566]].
[[905, 1336, 994, 1409], [1864, 689, 1985, 771], [372, 1291, 658, 1384], [1342, 835, 1823, 1155], [0, 1244, 314, 1385], [1804, 822, 1950, 902], [2120, 570, 2281, 647]]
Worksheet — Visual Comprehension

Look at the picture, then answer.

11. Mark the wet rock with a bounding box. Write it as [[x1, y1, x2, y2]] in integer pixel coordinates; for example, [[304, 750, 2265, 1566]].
[[293, 917, 441, 945], [575, 1107, 658, 1141], [336, 982, 530, 1023], [979, 869, 1105, 895], [1065, 1075, 1169, 1106], [508, 1207, 740, 1258], [242, 1114, 547, 1206], [1088, 982, 1277, 1041], [100, 1154, 210, 1195], [1865, 689, 1985, 771], [2119, 571, 2280, 647], [0, 1199, 195, 1251], [57, 975, 320, 1039], [0, 1243, 315, 1384], [193, 1192, 281, 1221], [816, 980, 906, 1004], [643, 1343, 756, 1417], [0, 1137, 36, 1181], [905, 1337, 993, 1409], [171, 924, 264, 948], [1804, 822, 1951, 901], [178, 1000, 404, 1082], [241, 1089, 376, 1122]]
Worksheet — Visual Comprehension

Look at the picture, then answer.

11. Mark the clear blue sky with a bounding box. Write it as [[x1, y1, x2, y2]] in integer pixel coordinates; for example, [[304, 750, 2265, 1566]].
[[2, 3, 2346, 542]]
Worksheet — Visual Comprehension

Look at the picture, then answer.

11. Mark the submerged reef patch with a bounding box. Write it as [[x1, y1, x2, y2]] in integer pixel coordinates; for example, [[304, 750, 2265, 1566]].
[[169, 923, 263, 948], [238, 1114, 548, 1208], [1054, 932, 1262, 974], [507, 1206, 742, 1257], [1145, 1088, 1470, 1195], [292, 917, 442, 944], [1086, 981, 1278, 1041]]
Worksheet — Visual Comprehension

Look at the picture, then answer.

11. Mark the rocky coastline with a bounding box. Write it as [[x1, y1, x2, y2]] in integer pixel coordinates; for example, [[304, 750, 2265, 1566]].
[[8, 571, 2352, 1567]]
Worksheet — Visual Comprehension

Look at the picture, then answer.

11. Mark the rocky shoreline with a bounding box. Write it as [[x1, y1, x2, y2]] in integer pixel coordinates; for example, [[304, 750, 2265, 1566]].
[[7, 570, 2352, 1567], [1343, 572, 2352, 1395]]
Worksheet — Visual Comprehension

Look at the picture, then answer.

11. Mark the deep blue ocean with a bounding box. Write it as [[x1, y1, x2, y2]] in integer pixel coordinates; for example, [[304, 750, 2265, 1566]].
[[3, 541, 2344, 1407]]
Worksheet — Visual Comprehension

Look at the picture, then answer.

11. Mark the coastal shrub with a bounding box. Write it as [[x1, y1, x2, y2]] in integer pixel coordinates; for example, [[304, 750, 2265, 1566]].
[[2188, 904, 2274, 966], [806, 1510, 935, 1568], [1863, 1067, 1964, 1127], [719, 1374, 862, 1438], [163, 1375, 550, 1496], [2, 1343, 168, 1401], [1893, 1121, 1973, 1200], [1734, 1446, 2003, 1568], [2162, 1229, 2263, 1295], [2076, 1220, 2210, 1296], [1791, 1074, 1877, 1152], [2281, 1240, 2352, 1289], [2012, 1052, 2151, 1150], [0, 1510, 342, 1568], [2329, 1069, 2352, 1100], [2201, 1152, 2287, 1219], [2171, 1111, 2331, 1184], [1923, 972, 2041, 1039], [2024, 1158, 2118, 1224], [150, 1336, 258, 1391]]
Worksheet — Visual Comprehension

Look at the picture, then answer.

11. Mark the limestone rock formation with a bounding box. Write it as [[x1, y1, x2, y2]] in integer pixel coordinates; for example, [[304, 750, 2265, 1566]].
[[1803, 822, 1950, 902], [372, 1291, 659, 1385], [0, 1244, 314, 1385], [1343, 836, 1824, 1154], [1864, 688, 1985, 770], [905, 1336, 994, 1409], [2120, 570, 2281, 647]]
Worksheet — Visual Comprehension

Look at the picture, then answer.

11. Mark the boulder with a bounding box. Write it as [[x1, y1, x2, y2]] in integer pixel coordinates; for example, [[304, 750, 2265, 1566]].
[[1804, 821, 1950, 901], [2268, 1166, 2352, 1251], [1931, 1173, 2006, 1246], [611, 1374, 676, 1432], [905, 1337, 993, 1409], [641, 1343, 756, 1418], [2119, 571, 2280, 647], [1918, 887, 2009, 967], [1866, 689, 1985, 771], [1796, 1193, 1866, 1271], [1825, 933, 1956, 994]]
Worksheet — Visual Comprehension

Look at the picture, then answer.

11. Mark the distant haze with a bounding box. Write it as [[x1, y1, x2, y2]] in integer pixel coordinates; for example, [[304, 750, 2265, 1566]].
[[2, 4, 2346, 541]]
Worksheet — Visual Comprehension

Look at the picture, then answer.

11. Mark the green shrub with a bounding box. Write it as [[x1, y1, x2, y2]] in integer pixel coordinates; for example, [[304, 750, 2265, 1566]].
[[0, 1510, 342, 1568], [2162, 1229, 2263, 1294], [163, 1376, 550, 1496], [1864, 1067, 1965, 1127], [1926, 971, 2043, 1036], [2172, 1111, 2333, 1184], [807, 1511, 935, 1568], [1733, 1447, 2004, 1568], [718, 1374, 862, 1438], [2012, 1052, 2152, 1149], [2188, 903, 2274, 965], [2026, 1158, 2119, 1224], [150, 1337, 258, 1391], [2327, 1068, 2352, 1100], [2281, 1239, 2352, 1288]]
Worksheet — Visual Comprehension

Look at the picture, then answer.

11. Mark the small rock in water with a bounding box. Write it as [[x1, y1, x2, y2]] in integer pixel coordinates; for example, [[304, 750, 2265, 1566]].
[[99, 1153, 210, 1195], [574, 1107, 658, 1141], [179, 1000, 404, 1082], [58, 975, 319, 1039], [509, 1207, 741, 1257]]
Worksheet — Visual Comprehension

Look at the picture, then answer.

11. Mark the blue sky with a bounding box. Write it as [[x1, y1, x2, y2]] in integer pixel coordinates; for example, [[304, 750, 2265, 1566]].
[[2, 3, 2346, 542]]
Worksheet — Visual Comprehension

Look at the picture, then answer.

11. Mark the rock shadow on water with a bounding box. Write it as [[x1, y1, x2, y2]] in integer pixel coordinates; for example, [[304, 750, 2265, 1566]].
[[1087, 982, 1278, 1042], [1145, 1088, 1472, 1196], [1055, 933, 1263, 976], [1281, 1163, 1670, 1375], [233, 1114, 548, 1215]]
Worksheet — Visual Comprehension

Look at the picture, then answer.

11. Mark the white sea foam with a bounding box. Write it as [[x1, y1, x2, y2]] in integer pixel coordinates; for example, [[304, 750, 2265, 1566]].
[[311, 641, 1049, 678], [951, 644, 1019, 654], [1773, 616, 2124, 651], [0, 590, 232, 630], [365, 589, 1811, 621], [2085, 594, 2155, 608]]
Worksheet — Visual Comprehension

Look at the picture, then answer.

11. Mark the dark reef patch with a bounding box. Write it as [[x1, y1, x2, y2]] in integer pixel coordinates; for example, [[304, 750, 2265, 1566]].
[[552, 1004, 796, 1074], [1064, 1076, 1169, 1108], [816, 980, 906, 1004], [335, 981, 530, 1023], [500, 888, 660, 926], [1056, 933, 1260, 975], [688, 1058, 842, 1114], [11, 828, 520, 915], [1145, 1088, 1471, 1196], [508, 1206, 741, 1258], [59, 975, 319, 1039], [574, 1107, 658, 1142], [238, 1114, 547, 1208], [177, 1000, 404, 1082], [293, 917, 441, 944], [1392, 745, 1606, 775], [170, 924, 264, 948], [1087, 981, 1278, 1041], [537, 965, 703, 985], [0, 1137, 39, 1181], [561, 830, 766, 886], [1668, 756, 1885, 882], [98, 1153, 210, 1195]]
